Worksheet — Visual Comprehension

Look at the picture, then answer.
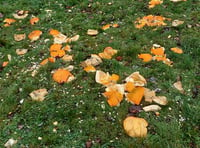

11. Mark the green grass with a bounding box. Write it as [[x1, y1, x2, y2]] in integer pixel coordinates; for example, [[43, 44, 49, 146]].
[[0, 0, 200, 147]]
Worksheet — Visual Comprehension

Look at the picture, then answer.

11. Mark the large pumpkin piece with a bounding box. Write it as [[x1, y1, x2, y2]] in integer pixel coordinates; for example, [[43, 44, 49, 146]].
[[52, 69, 72, 83], [123, 116, 148, 138]]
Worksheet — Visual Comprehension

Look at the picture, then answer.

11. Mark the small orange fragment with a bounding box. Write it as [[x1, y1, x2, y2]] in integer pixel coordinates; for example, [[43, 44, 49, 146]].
[[125, 82, 135, 92], [151, 47, 165, 56], [84, 65, 96, 72], [48, 57, 55, 63], [28, 30, 42, 41], [170, 47, 183, 54], [3, 18, 16, 24], [138, 53, 152, 62], [30, 17, 39, 25], [40, 58, 48, 65], [112, 23, 119, 28], [102, 24, 111, 30], [110, 74, 120, 82], [2, 61, 9, 67], [49, 29, 60, 36], [49, 44, 62, 52]]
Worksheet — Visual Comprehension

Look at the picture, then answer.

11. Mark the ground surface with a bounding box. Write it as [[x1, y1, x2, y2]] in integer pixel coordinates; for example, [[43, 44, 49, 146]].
[[0, 0, 200, 147]]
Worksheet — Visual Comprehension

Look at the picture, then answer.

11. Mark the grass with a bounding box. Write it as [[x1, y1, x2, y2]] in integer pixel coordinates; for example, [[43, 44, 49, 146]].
[[0, 0, 200, 147]]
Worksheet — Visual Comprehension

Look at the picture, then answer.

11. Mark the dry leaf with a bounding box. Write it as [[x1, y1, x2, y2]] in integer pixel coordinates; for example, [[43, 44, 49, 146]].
[[170, 47, 183, 54], [81, 54, 102, 67], [3, 18, 16, 27], [98, 47, 118, 59], [4, 138, 18, 148], [64, 65, 74, 72], [16, 49, 28, 55], [144, 88, 156, 103], [7, 54, 12, 61], [28, 30, 42, 42], [14, 33, 26, 41], [172, 20, 184, 27], [125, 87, 145, 105], [173, 80, 184, 93], [29, 88, 48, 101], [84, 65, 96, 72], [87, 29, 98, 36], [125, 72, 147, 86], [138, 53, 152, 62], [143, 105, 161, 112], [152, 96, 168, 105], [13, 10, 28, 19], [123, 116, 148, 137]]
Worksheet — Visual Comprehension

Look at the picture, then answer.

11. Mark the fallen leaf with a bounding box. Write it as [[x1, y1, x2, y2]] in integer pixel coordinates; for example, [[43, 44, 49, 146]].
[[87, 29, 98, 36], [4, 138, 18, 148], [128, 105, 143, 114], [144, 88, 156, 103], [172, 20, 184, 27], [54, 33, 67, 44], [98, 47, 118, 59], [49, 29, 60, 36], [53, 69, 74, 83], [123, 116, 148, 137], [29, 88, 48, 101], [7, 54, 12, 61], [28, 30, 42, 42], [63, 45, 71, 52], [112, 23, 120, 28], [64, 65, 74, 72], [138, 53, 152, 62], [3, 18, 16, 27], [143, 105, 161, 112], [16, 49, 28, 55], [173, 80, 184, 93], [13, 10, 28, 19], [84, 65, 96, 72], [40, 58, 49, 66], [125, 72, 147, 86], [151, 47, 165, 56], [124, 82, 135, 93], [125, 87, 145, 105], [14, 33, 26, 41], [152, 96, 168, 105], [30, 17, 39, 25], [170, 47, 183, 54]]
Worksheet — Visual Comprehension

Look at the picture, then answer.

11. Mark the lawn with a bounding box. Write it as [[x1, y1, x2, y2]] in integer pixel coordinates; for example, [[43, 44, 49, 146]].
[[0, 0, 200, 147]]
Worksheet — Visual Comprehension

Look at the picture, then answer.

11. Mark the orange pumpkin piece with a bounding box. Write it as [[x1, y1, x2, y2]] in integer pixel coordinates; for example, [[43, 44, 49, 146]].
[[48, 57, 55, 63], [125, 87, 145, 105], [3, 18, 16, 24], [28, 30, 42, 41], [125, 82, 135, 92], [63, 45, 71, 52], [138, 53, 152, 62], [151, 47, 165, 56], [2, 61, 9, 67], [112, 23, 119, 28], [49, 44, 62, 52], [102, 24, 111, 30], [49, 29, 60, 36], [40, 58, 49, 65], [84, 65, 96, 72], [170, 47, 183, 54], [149, 0, 163, 8], [153, 54, 167, 61], [110, 74, 120, 82], [30, 17, 39, 25], [52, 69, 72, 83]]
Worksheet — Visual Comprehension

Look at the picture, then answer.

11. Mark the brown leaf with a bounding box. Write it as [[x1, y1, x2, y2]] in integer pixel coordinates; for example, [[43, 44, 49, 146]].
[[123, 116, 148, 137], [14, 34, 26, 41], [29, 88, 48, 101], [87, 29, 98, 36], [173, 80, 184, 93], [152, 96, 168, 105], [143, 105, 161, 112]]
